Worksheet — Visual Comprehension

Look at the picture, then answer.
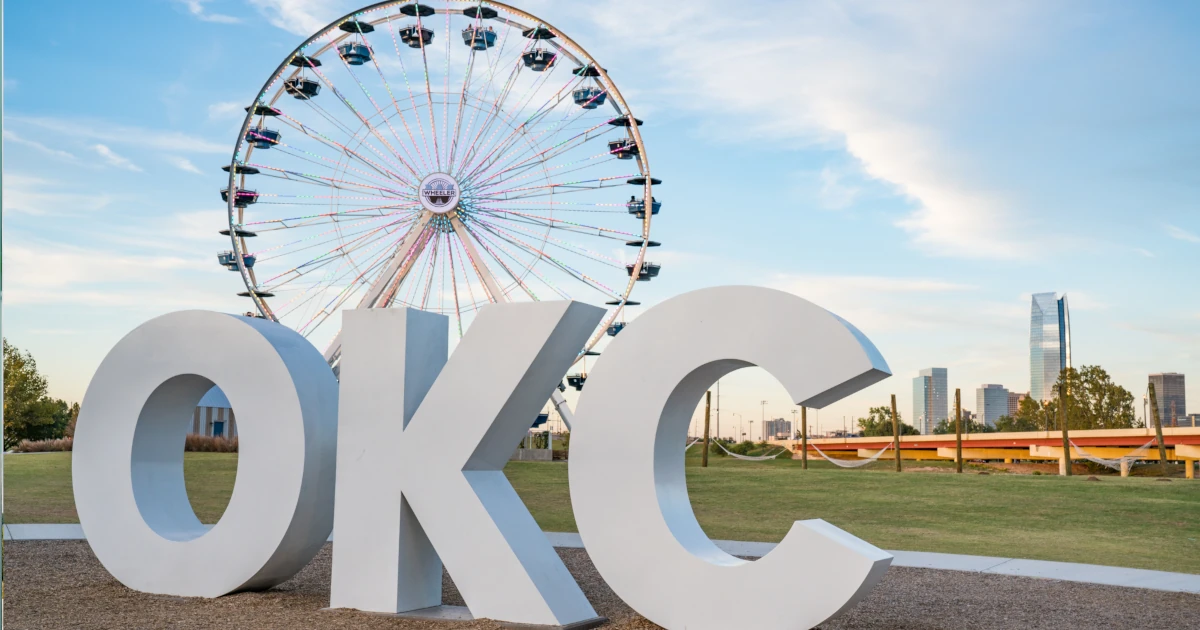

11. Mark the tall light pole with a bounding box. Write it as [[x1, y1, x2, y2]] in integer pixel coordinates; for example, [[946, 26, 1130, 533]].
[[760, 400, 768, 441], [791, 409, 798, 440], [749, 420, 755, 444]]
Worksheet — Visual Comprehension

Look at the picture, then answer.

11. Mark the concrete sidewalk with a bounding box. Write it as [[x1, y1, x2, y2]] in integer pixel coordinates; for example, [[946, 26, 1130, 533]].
[[8, 524, 1199, 595]]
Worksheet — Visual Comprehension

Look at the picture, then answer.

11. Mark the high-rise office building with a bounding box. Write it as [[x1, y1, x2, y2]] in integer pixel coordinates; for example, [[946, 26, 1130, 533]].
[[1030, 292, 1071, 402], [762, 418, 792, 440], [913, 367, 948, 434], [976, 384, 1009, 428], [1007, 391, 1027, 417], [1148, 373, 1186, 427]]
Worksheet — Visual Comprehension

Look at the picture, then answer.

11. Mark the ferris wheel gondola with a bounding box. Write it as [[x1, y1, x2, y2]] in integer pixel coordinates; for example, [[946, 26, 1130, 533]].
[[221, 1, 660, 425]]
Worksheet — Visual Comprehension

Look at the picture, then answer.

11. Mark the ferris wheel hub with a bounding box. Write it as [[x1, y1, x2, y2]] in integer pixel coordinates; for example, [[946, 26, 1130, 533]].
[[418, 172, 461, 215]]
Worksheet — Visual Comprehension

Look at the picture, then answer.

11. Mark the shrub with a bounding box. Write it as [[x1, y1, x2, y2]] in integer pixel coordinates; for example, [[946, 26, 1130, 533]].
[[185, 435, 238, 452], [13, 437, 73, 452]]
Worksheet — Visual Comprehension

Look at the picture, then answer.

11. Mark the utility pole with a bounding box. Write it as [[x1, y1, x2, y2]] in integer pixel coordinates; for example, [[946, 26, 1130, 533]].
[[1059, 379, 1071, 477], [702, 390, 711, 468], [716, 379, 721, 442], [955, 389, 963, 473], [891, 394, 901, 472], [1149, 383, 1168, 476], [801, 407, 808, 470]]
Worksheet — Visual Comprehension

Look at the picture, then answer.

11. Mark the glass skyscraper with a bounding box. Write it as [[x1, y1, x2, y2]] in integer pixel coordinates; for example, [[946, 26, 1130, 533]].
[[1030, 292, 1071, 402], [1148, 373, 1186, 427], [976, 384, 1010, 428], [913, 367, 948, 434]]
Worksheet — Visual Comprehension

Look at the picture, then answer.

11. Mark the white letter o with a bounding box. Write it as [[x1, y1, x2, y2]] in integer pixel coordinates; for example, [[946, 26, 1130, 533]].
[[72, 311, 338, 597]]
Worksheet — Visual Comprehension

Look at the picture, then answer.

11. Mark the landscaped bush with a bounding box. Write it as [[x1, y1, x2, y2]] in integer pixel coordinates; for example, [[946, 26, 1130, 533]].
[[13, 437, 73, 452], [185, 435, 238, 452]]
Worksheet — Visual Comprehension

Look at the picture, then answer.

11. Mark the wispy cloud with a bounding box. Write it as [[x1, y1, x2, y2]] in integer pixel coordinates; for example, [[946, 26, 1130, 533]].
[[9, 116, 229, 154], [1134, 247, 1156, 258], [177, 0, 241, 24], [92, 144, 143, 172], [3, 241, 226, 308], [3, 129, 79, 162], [1, 174, 114, 216], [818, 166, 863, 210], [249, 0, 345, 36], [166, 155, 205, 174], [584, 1, 1041, 260], [1166, 224, 1200, 244], [207, 100, 246, 120]]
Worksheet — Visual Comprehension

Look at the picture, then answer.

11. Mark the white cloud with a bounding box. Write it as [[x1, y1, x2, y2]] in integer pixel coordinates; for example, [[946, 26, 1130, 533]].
[[1134, 247, 1156, 258], [1166, 224, 1200, 244], [2, 242, 221, 308], [249, 0, 346, 36], [9, 116, 229, 154], [92, 144, 143, 172], [818, 166, 863, 210], [207, 100, 245, 120], [583, 0, 1041, 259], [1, 174, 113, 216], [2, 129, 78, 162], [177, 0, 241, 23], [166, 155, 205, 174]]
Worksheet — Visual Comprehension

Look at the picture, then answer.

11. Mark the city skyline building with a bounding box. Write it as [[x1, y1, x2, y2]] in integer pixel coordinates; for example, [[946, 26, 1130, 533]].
[[1007, 391, 1027, 417], [1030, 292, 1072, 402], [976, 384, 1010, 428], [913, 367, 948, 434], [762, 418, 792, 440], [1149, 373, 1186, 427]]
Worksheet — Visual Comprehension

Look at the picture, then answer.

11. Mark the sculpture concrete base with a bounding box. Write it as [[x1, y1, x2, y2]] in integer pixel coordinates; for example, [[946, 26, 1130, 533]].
[[339, 605, 607, 628]]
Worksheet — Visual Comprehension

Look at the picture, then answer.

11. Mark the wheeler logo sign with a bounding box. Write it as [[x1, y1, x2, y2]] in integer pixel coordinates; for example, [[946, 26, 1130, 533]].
[[419, 173, 459, 213]]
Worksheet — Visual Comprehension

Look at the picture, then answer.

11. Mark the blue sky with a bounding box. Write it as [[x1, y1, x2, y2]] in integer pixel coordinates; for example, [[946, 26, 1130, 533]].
[[3, 0, 1198, 438]]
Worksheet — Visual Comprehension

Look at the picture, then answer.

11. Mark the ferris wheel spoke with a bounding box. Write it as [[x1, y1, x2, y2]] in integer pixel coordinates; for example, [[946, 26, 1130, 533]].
[[259, 223, 410, 294], [458, 55, 568, 182], [303, 57, 421, 181], [473, 149, 617, 195], [449, 20, 524, 178], [365, 214, 441, 309], [274, 112, 413, 186], [248, 163, 415, 198], [454, 38, 537, 178], [467, 217, 618, 301], [455, 219, 540, 301], [382, 8, 437, 173], [413, 11, 442, 171], [253, 212, 417, 266], [461, 73, 589, 183], [470, 212, 624, 268], [471, 206, 639, 239], [245, 204, 418, 234], [468, 118, 614, 189], [446, 233, 466, 336], [280, 223, 409, 327], [477, 174, 638, 200], [254, 140, 408, 193]]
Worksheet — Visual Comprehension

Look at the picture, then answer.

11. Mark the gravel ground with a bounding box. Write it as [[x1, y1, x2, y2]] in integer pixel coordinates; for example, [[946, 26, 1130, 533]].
[[6, 541, 1198, 629]]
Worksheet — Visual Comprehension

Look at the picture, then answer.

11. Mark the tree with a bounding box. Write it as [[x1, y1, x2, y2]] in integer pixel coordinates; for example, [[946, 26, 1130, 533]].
[[994, 413, 1041, 433], [1050, 366, 1139, 430], [1009, 395, 1054, 431], [4, 339, 74, 450], [933, 417, 995, 434], [856, 406, 919, 436]]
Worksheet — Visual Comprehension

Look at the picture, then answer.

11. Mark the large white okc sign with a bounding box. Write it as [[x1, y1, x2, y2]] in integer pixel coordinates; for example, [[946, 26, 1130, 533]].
[[73, 287, 893, 629]]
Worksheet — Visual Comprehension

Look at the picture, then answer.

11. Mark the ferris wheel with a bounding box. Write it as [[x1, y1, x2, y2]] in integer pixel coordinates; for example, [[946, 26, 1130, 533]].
[[219, 0, 660, 422]]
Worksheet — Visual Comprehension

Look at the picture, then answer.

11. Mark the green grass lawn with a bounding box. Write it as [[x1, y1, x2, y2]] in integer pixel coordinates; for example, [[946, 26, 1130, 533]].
[[6, 451, 1199, 574]]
